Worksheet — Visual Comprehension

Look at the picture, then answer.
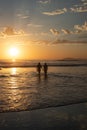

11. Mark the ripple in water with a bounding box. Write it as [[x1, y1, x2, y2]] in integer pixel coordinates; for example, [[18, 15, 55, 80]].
[[0, 67, 87, 112]]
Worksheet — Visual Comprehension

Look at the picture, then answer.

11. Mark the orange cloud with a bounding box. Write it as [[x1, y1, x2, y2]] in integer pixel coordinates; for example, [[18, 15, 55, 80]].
[[50, 28, 60, 35], [0, 26, 26, 37], [61, 29, 72, 34]]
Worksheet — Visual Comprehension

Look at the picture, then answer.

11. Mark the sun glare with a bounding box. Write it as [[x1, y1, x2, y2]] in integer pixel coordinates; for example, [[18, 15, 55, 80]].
[[9, 47, 19, 57]]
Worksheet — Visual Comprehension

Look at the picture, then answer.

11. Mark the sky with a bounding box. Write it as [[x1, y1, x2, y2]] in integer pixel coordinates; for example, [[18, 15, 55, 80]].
[[0, 0, 87, 60]]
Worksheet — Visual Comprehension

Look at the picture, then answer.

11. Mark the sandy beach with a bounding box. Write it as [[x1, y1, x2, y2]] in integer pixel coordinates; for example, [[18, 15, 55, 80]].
[[0, 102, 87, 130]]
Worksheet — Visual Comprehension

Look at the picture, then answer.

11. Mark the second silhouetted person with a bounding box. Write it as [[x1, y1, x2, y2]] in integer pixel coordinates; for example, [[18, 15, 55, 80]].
[[43, 63, 48, 75]]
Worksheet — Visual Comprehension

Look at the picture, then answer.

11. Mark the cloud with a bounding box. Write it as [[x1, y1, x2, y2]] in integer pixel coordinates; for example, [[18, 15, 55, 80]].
[[52, 39, 87, 44], [38, 0, 51, 4], [50, 29, 60, 35], [71, 6, 87, 12], [17, 13, 29, 19], [61, 29, 72, 34], [42, 8, 67, 16], [49, 22, 87, 36], [74, 21, 87, 32], [50, 28, 72, 35], [70, 0, 87, 13], [81, 0, 87, 4], [40, 32, 49, 36], [0, 26, 26, 37], [3, 27, 15, 35], [31, 40, 51, 45], [21, 16, 29, 19], [78, 33, 87, 39], [26, 38, 87, 45], [81, 0, 87, 2], [75, 30, 82, 34], [27, 23, 43, 28]]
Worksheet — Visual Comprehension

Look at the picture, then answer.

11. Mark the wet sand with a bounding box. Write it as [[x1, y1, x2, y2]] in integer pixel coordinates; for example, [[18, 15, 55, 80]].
[[0, 102, 87, 130]]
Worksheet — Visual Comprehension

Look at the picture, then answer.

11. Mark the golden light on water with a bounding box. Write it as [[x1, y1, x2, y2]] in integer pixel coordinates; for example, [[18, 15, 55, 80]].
[[11, 68, 17, 75], [12, 59, 16, 62]]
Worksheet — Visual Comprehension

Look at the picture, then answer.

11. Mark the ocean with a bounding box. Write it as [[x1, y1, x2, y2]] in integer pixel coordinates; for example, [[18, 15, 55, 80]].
[[0, 60, 87, 112]]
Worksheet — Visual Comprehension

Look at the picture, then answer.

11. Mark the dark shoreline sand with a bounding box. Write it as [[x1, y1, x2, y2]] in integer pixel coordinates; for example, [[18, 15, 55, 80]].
[[0, 102, 87, 130]]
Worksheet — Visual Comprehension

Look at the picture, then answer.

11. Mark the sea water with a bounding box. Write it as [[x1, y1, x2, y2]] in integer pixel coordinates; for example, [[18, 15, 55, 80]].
[[0, 60, 87, 112]]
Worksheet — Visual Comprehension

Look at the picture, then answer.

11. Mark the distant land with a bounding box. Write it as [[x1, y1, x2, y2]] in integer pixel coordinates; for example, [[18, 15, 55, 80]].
[[59, 58, 87, 61]]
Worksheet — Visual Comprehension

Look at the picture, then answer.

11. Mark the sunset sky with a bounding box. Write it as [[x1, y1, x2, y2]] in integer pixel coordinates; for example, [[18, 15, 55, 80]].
[[0, 0, 87, 60]]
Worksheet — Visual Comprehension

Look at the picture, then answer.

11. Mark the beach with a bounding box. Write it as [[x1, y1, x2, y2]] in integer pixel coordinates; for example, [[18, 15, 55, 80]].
[[0, 0, 87, 129], [0, 102, 87, 129], [0, 60, 87, 129]]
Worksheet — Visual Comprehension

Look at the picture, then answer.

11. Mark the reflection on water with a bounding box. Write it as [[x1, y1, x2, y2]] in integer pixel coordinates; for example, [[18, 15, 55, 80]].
[[44, 74, 48, 81], [10, 77, 17, 87], [3, 67, 38, 111], [11, 68, 17, 75], [0, 66, 87, 129], [8, 68, 20, 109], [10, 68, 18, 88], [0, 67, 87, 113]]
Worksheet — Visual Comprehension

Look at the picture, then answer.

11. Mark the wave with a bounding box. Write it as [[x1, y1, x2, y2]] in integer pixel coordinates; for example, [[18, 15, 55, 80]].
[[0, 75, 9, 78], [0, 98, 87, 113], [0, 74, 19, 78], [0, 60, 87, 67]]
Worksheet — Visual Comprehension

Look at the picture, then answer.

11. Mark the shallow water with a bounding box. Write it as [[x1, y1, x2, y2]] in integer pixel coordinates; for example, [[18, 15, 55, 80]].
[[0, 66, 87, 112]]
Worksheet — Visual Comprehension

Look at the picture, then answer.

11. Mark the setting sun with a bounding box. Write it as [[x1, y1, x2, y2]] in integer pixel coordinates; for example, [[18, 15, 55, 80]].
[[9, 47, 19, 57]]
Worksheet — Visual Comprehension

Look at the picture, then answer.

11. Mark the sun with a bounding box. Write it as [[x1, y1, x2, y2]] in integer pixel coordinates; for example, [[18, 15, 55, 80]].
[[9, 47, 19, 57]]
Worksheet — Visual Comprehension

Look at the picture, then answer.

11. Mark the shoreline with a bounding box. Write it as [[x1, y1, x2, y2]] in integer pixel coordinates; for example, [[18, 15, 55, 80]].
[[0, 100, 87, 114], [0, 102, 87, 129]]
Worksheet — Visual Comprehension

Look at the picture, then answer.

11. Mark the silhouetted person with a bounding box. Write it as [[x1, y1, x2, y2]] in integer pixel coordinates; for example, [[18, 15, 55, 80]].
[[43, 63, 48, 76], [37, 62, 42, 75]]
